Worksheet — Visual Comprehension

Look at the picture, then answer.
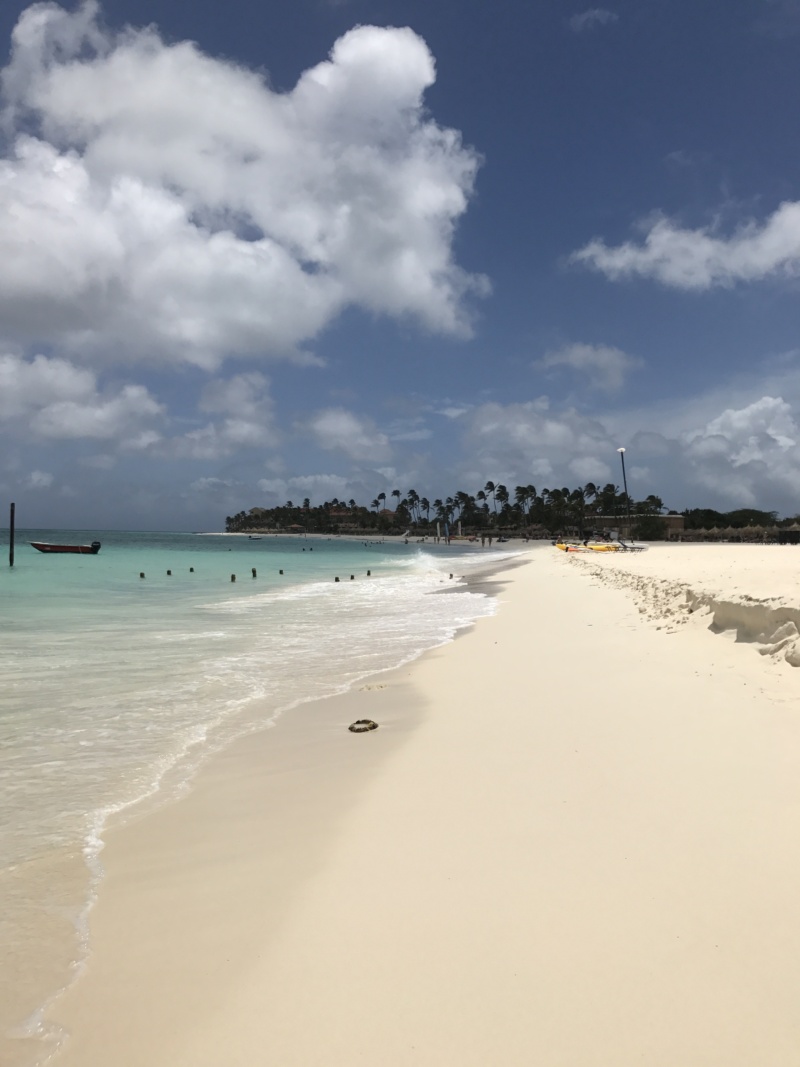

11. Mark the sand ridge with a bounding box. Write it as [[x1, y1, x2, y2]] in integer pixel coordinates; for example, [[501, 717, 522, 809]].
[[567, 544, 800, 667]]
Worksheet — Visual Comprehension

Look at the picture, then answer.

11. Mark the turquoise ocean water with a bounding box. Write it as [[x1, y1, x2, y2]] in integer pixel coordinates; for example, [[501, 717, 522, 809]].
[[0, 529, 513, 1065]]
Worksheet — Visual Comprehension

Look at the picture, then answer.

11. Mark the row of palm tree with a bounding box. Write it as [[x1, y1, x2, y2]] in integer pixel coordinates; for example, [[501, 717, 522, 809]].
[[227, 482, 667, 535], [371, 481, 665, 528]]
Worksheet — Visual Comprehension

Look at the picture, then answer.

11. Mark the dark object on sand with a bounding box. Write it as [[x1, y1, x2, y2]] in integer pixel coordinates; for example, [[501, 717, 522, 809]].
[[349, 719, 379, 733], [31, 541, 101, 555]]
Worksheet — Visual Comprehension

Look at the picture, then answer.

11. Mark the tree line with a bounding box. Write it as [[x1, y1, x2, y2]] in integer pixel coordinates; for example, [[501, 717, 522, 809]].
[[226, 481, 672, 537]]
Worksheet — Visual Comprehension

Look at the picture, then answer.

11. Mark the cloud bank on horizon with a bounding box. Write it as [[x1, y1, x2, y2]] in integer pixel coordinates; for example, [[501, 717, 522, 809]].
[[1, 0, 800, 528]]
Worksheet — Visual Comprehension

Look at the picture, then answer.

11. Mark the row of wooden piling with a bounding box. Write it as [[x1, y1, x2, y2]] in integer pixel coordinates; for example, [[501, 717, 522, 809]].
[[137, 568, 383, 581], [136, 568, 456, 583]]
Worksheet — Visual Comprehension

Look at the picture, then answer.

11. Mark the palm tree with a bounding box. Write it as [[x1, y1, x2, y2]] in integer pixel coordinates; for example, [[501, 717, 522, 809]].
[[570, 486, 587, 535], [642, 494, 664, 515], [484, 480, 497, 513], [455, 490, 472, 521], [406, 489, 420, 523], [525, 484, 537, 526], [371, 498, 380, 513], [391, 489, 401, 510], [544, 488, 565, 531], [420, 497, 431, 523], [580, 483, 598, 529], [377, 491, 386, 512], [433, 499, 450, 528], [514, 485, 536, 528], [598, 483, 620, 517]]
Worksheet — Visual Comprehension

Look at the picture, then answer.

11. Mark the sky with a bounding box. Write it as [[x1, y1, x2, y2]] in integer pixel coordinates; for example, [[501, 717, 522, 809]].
[[3, 0, 800, 529]]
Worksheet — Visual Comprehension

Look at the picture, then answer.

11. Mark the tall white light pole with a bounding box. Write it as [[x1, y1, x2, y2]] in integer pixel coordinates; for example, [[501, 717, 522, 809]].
[[617, 447, 631, 537]]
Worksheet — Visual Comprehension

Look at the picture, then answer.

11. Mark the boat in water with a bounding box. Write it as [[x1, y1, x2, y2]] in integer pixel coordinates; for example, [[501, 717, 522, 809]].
[[30, 541, 102, 555]]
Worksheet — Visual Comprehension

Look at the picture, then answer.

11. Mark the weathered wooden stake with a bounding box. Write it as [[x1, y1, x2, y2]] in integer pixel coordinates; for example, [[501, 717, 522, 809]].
[[9, 502, 15, 568]]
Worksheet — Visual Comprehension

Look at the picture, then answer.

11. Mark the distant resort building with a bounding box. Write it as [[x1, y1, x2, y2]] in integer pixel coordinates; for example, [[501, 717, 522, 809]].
[[586, 513, 685, 540]]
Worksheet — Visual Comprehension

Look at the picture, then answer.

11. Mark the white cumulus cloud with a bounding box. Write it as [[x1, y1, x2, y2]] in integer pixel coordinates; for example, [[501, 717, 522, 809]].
[[536, 342, 642, 392], [0, 351, 164, 442], [31, 383, 163, 440], [569, 9, 619, 32], [306, 407, 391, 461], [572, 202, 800, 290], [27, 469, 54, 489], [0, 3, 486, 369], [165, 371, 280, 458], [0, 351, 95, 418], [462, 400, 616, 489], [287, 474, 354, 499], [683, 396, 800, 502]]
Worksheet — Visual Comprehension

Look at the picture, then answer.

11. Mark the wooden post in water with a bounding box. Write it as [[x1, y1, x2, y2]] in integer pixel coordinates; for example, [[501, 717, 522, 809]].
[[9, 502, 14, 568]]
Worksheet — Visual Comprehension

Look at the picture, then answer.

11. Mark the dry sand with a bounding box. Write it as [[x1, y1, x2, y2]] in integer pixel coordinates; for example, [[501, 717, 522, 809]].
[[43, 544, 800, 1066]]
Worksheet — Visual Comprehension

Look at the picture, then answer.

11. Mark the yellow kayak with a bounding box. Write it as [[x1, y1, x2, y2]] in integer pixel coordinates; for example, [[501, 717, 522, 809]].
[[555, 542, 620, 553]]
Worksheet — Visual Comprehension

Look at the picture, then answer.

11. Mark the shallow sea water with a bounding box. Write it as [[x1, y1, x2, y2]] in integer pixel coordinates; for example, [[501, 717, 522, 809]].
[[0, 530, 513, 1066]]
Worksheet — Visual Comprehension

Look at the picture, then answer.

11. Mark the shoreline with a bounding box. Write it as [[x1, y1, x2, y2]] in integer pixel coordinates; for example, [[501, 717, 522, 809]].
[[4, 547, 521, 1067], [40, 556, 529, 1067], [39, 546, 800, 1064]]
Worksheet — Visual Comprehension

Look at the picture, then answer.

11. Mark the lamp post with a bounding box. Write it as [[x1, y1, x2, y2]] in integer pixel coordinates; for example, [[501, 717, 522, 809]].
[[617, 447, 631, 538]]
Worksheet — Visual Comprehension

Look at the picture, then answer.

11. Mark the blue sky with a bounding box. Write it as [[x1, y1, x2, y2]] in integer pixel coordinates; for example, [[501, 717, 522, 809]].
[[3, 0, 800, 529]]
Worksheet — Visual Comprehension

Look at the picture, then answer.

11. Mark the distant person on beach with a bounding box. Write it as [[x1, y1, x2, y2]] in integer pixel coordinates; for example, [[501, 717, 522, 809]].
[[481, 534, 485, 547], [488, 535, 493, 547]]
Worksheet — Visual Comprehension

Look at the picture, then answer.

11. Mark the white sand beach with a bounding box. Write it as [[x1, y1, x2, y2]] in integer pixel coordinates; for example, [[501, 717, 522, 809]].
[[44, 544, 800, 1066]]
